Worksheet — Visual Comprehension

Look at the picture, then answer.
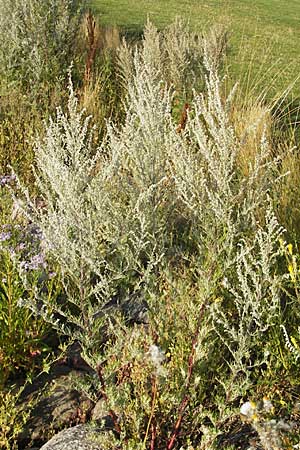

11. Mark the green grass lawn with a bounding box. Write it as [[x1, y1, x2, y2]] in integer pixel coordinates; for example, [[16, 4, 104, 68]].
[[90, 0, 300, 99]]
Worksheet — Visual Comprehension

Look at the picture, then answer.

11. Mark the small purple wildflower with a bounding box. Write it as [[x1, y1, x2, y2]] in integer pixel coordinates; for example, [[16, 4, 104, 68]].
[[30, 253, 47, 270], [7, 246, 16, 257], [20, 253, 47, 271], [0, 174, 16, 187], [1, 224, 12, 230], [0, 231, 12, 241]]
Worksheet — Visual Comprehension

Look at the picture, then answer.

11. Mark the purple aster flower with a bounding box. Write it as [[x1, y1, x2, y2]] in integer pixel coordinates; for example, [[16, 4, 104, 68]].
[[7, 246, 16, 257], [0, 174, 16, 187], [1, 224, 12, 230], [0, 231, 12, 241], [26, 253, 47, 270]]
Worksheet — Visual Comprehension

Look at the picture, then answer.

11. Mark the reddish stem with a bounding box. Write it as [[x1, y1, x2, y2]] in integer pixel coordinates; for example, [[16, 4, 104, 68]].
[[176, 103, 190, 133], [150, 422, 157, 450], [166, 304, 206, 450], [84, 11, 98, 85], [167, 396, 189, 450]]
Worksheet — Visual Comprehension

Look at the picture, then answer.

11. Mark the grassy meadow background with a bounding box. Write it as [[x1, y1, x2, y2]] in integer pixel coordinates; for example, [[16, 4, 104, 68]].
[[91, 0, 300, 97]]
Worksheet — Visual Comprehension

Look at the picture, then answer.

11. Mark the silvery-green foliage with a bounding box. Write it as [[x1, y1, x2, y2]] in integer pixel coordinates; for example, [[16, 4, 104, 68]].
[[166, 49, 284, 405], [169, 51, 280, 277], [202, 24, 229, 72], [118, 19, 204, 93], [101, 43, 176, 252], [15, 68, 168, 342], [0, 0, 84, 88], [170, 59, 238, 240], [17, 20, 282, 347], [162, 18, 204, 89], [14, 80, 106, 338], [211, 207, 284, 399], [281, 324, 300, 361]]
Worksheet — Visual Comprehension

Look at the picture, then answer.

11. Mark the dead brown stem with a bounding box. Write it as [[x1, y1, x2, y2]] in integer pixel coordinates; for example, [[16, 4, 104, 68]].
[[84, 11, 99, 85]]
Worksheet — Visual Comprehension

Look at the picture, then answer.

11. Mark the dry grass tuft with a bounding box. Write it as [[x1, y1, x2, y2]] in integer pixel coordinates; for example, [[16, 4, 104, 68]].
[[231, 101, 272, 177]]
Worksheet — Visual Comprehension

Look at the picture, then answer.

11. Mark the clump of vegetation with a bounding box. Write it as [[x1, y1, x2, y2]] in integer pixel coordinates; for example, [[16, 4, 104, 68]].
[[0, 385, 35, 450], [0, 0, 84, 93], [1, 5, 300, 449]]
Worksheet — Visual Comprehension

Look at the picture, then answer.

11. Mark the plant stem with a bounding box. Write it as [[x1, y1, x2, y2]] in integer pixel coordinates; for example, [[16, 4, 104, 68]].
[[143, 375, 158, 450], [96, 364, 121, 435], [166, 304, 206, 450]]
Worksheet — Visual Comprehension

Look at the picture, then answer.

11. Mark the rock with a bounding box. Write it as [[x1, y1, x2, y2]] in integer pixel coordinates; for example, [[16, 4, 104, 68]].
[[39, 425, 103, 450], [91, 399, 108, 422], [60, 342, 95, 372], [18, 364, 94, 448], [91, 398, 114, 429], [122, 294, 149, 325], [93, 290, 149, 325], [17, 319, 147, 448]]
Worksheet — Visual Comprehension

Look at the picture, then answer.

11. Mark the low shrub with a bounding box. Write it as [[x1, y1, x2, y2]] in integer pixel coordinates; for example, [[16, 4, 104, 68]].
[[6, 18, 300, 450], [0, 0, 85, 94]]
